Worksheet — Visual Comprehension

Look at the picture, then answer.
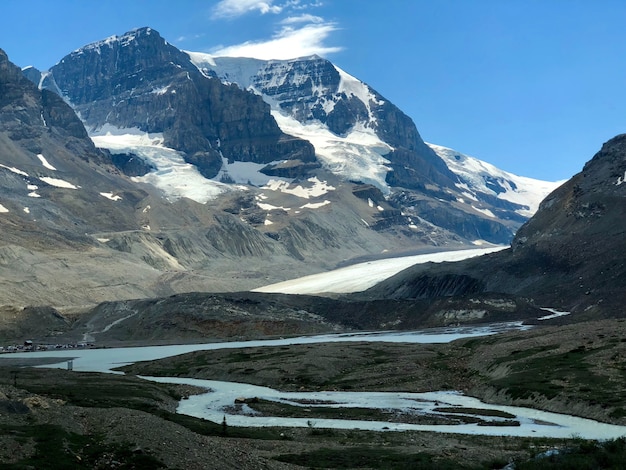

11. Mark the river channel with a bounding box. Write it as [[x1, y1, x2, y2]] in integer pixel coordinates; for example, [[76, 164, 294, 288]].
[[5, 322, 626, 440]]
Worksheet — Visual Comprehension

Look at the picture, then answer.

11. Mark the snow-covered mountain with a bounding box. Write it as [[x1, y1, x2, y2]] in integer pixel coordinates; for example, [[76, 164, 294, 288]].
[[32, 27, 562, 245], [187, 51, 560, 235], [188, 53, 455, 193], [2, 27, 561, 309], [428, 143, 563, 218]]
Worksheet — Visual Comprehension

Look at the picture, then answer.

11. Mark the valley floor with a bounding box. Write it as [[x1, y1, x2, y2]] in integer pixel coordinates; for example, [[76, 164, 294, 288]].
[[2, 318, 626, 468]]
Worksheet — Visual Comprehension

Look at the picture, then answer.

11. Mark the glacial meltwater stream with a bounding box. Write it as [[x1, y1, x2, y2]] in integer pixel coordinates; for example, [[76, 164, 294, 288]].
[[5, 322, 626, 440]]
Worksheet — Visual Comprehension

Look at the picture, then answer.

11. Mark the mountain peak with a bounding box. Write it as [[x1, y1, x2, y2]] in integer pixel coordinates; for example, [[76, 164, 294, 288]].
[[74, 26, 162, 54], [580, 133, 626, 192]]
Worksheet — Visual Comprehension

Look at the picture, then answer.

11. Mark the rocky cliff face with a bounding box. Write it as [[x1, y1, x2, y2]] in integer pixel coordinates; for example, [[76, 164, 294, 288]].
[[0, 47, 141, 240], [365, 134, 626, 316], [45, 27, 315, 179]]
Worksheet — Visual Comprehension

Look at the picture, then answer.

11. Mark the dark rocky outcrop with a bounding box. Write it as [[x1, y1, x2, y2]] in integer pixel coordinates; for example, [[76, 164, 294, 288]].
[[46, 27, 316, 178]]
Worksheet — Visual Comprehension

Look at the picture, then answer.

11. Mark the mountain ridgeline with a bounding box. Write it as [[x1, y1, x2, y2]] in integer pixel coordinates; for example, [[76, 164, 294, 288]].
[[43, 27, 316, 179], [0, 27, 559, 311]]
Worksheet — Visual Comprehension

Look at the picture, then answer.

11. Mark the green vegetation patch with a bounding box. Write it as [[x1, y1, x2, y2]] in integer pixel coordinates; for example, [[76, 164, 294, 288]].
[[274, 446, 479, 469], [2, 367, 180, 411], [514, 437, 626, 469], [0, 424, 165, 469], [490, 344, 624, 407]]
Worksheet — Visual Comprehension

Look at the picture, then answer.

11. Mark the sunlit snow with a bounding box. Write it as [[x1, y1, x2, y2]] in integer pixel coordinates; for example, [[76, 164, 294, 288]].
[[272, 113, 393, 192], [263, 176, 335, 198], [257, 202, 290, 211], [39, 177, 78, 189], [253, 246, 506, 294], [100, 192, 122, 201], [300, 200, 330, 209], [27, 183, 41, 198], [537, 308, 572, 321], [0, 163, 29, 177], [335, 65, 384, 123], [429, 143, 563, 217], [36, 153, 56, 170]]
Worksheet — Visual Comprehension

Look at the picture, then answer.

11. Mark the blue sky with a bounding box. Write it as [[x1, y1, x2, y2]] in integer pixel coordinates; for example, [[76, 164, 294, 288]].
[[1, 0, 626, 181]]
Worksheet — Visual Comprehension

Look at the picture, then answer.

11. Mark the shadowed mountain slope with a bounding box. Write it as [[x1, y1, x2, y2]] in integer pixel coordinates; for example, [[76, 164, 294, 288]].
[[364, 134, 626, 317]]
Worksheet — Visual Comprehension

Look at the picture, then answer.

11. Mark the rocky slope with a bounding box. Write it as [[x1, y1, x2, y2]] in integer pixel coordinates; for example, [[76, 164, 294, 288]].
[[365, 134, 626, 317]]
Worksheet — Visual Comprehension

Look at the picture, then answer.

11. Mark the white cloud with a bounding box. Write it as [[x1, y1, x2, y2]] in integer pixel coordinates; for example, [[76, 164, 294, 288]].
[[212, 0, 283, 18], [280, 14, 324, 24], [211, 22, 342, 60]]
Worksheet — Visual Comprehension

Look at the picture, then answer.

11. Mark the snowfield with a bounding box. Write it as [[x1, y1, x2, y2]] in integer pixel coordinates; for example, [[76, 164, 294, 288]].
[[253, 246, 507, 294]]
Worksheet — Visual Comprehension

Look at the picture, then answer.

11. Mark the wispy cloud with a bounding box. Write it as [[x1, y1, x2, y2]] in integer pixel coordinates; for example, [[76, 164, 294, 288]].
[[212, 0, 283, 19], [208, 0, 339, 60], [211, 22, 342, 60], [176, 33, 206, 43], [211, 0, 325, 19], [280, 14, 324, 24]]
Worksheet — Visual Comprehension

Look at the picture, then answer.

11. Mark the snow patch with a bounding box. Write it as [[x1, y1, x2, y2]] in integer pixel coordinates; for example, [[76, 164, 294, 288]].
[[257, 202, 290, 211], [472, 206, 496, 218], [100, 192, 122, 201], [263, 176, 335, 199], [537, 308, 571, 321], [0, 164, 29, 177], [40, 177, 78, 189], [300, 200, 331, 209], [37, 154, 56, 170], [27, 184, 40, 198]]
